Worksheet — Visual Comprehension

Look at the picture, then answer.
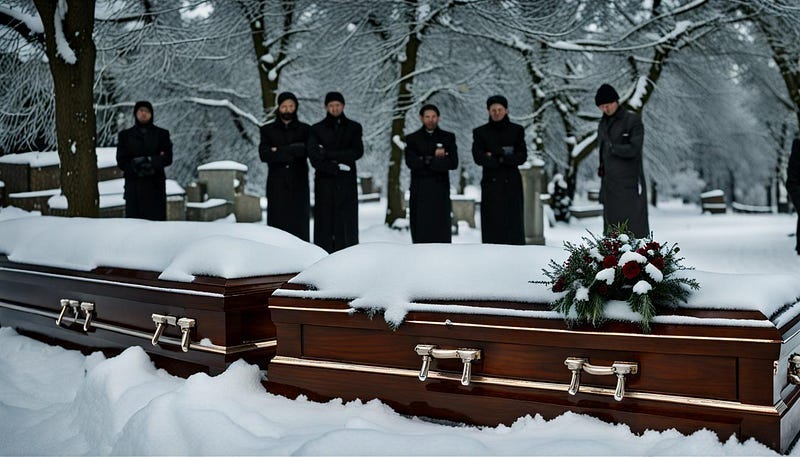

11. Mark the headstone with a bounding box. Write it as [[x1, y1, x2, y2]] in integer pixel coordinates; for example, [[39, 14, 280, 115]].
[[234, 194, 262, 222], [197, 161, 247, 203], [451, 196, 476, 228], [521, 162, 545, 245], [167, 195, 186, 221], [186, 182, 206, 203], [185, 199, 232, 222], [700, 189, 726, 214]]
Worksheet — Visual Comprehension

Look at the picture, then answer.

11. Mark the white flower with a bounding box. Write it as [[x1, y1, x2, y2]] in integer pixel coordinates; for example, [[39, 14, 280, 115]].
[[575, 286, 590, 301], [647, 249, 655, 256], [618, 234, 630, 243], [620, 244, 632, 253], [595, 267, 616, 285], [618, 251, 647, 265], [645, 263, 663, 282], [633, 280, 652, 294]]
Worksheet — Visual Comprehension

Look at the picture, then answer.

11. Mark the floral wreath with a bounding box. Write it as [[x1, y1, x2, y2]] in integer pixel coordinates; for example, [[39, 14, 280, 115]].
[[535, 223, 700, 332]]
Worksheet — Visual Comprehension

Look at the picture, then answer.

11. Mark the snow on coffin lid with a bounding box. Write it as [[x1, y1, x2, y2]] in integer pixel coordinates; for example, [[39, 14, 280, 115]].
[[0, 216, 326, 281], [0, 217, 327, 374], [274, 242, 800, 330], [268, 243, 800, 452]]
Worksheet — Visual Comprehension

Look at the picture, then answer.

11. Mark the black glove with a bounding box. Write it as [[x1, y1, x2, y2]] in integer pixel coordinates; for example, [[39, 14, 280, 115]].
[[132, 156, 155, 177]]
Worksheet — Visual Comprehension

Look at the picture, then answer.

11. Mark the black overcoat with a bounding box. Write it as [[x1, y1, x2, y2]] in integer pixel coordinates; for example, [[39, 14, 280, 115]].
[[404, 126, 459, 243], [786, 139, 800, 253], [116, 123, 173, 221], [472, 117, 527, 245], [259, 118, 311, 241], [598, 106, 649, 237], [307, 113, 364, 253]]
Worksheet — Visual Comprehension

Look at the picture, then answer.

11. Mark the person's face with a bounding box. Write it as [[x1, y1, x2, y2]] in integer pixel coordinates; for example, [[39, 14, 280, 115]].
[[135, 107, 152, 124], [488, 104, 507, 122], [420, 109, 439, 131], [326, 101, 344, 117], [279, 99, 297, 115], [598, 101, 619, 117]]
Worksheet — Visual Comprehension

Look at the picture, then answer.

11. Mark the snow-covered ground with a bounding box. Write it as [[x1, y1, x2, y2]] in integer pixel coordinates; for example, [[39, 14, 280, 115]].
[[1, 200, 798, 456]]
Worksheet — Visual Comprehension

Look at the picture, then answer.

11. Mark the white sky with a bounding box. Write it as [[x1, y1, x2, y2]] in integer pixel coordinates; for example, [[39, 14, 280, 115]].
[[1, 200, 799, 455]]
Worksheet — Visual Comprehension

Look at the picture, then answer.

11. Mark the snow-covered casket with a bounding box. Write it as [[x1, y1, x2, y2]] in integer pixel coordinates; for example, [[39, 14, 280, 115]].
[[267, 243, 800, 452], [0, 216, 326, 375]]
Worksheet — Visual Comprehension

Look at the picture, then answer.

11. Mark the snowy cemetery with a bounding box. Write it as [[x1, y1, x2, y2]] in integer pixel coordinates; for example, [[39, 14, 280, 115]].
[[5, 1, 800, 456]]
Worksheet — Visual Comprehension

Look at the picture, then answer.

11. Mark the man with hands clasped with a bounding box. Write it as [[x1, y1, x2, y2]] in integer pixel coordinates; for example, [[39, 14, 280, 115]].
[[472, 95, 527, 245], [116, 100, 173, 221], [259, 91, 311, 241], [404, 104, 459, 243], [307, 92, 364, 253]]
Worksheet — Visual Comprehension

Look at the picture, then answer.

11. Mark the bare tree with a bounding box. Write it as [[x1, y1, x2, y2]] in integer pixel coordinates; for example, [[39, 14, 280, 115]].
[[32, 0, 99, 216]]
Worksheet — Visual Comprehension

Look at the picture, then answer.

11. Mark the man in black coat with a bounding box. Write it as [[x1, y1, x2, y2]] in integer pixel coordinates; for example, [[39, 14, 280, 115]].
[[307, 92, 364, 253], [116, 101, 173, 220], [405, 104, 459, 243], [595, 83, 649, 238], [786, 139, 800, 254], [259, 92, 311, 241], [472, 95, 527, 245]]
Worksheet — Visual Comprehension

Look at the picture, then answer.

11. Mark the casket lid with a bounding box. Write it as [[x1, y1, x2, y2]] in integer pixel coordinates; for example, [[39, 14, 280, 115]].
[[0, 216, 326, 282]]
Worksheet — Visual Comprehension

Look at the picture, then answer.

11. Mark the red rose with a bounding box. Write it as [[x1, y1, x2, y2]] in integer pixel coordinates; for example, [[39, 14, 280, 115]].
[[636, 247, 647, 256], [622, 261, 641, 280], [552, 276, 566, 292], [595, 283, 609, 297], [651, 257, 665, 270], [646, 241, 661, 251], [602, 255, 617, 269]]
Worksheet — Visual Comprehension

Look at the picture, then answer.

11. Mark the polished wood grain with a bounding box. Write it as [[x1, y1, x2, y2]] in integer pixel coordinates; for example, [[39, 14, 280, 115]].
[[0, 257, 292, 375], [267, 291, 800, 453]]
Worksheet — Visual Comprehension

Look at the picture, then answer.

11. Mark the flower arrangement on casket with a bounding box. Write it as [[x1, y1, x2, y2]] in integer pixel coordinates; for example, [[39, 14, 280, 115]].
[[537, 224, 700, 332]]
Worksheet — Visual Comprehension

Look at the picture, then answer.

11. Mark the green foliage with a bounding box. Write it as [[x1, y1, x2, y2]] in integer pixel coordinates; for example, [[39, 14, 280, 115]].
[[536, 223, 700, 332]]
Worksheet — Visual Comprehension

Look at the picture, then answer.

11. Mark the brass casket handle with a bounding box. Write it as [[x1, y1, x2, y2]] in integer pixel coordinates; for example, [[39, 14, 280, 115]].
[[564, 357, 638, 401], [150, 313, 177, 346], [80, 302, 95, 332], [414, 344, 482, 386], [56, 299, 80, 327]]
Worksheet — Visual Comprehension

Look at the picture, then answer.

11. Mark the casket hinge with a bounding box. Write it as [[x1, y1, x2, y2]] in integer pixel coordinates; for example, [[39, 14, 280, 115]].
[[56, 299, 80, 327], [414, 344, 482, 386], [564, 357, 638, 401], [788, 354, 800, 385]]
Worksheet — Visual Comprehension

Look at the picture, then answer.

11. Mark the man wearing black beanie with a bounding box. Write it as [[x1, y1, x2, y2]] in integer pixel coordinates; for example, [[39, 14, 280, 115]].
[[307, 92, 364, 253], [116, 100, 173, 220], [595, 83, 649, 237], [471, 94, 527, 245], [259, 91, 311, 241]]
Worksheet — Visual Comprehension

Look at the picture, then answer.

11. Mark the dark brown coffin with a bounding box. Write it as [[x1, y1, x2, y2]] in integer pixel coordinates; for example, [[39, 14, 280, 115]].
[[0, 255, 291, 375], [267, 289, 800, 453]]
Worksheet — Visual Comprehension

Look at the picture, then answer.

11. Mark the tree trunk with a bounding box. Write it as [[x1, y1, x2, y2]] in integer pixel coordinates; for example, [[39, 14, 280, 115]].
[[33, 0, 98, 217], [385, 6, 421, 226], [248, 0, 295, 122]]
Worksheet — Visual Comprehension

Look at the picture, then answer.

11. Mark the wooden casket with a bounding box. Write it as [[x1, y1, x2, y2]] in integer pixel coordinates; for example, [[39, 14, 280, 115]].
[[0, 216, 326, 375], [266, 243, 800, 453]]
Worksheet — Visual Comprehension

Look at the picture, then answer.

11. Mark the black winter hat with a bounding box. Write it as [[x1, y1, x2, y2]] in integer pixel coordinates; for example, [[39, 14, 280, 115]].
[[486, 95, 508, 109], [277, 92, 299, 108], [133, 100, 153, 116], [419, 104, 440, 116], [324, 91, 345, 105], [594, 84, 619, 106]]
